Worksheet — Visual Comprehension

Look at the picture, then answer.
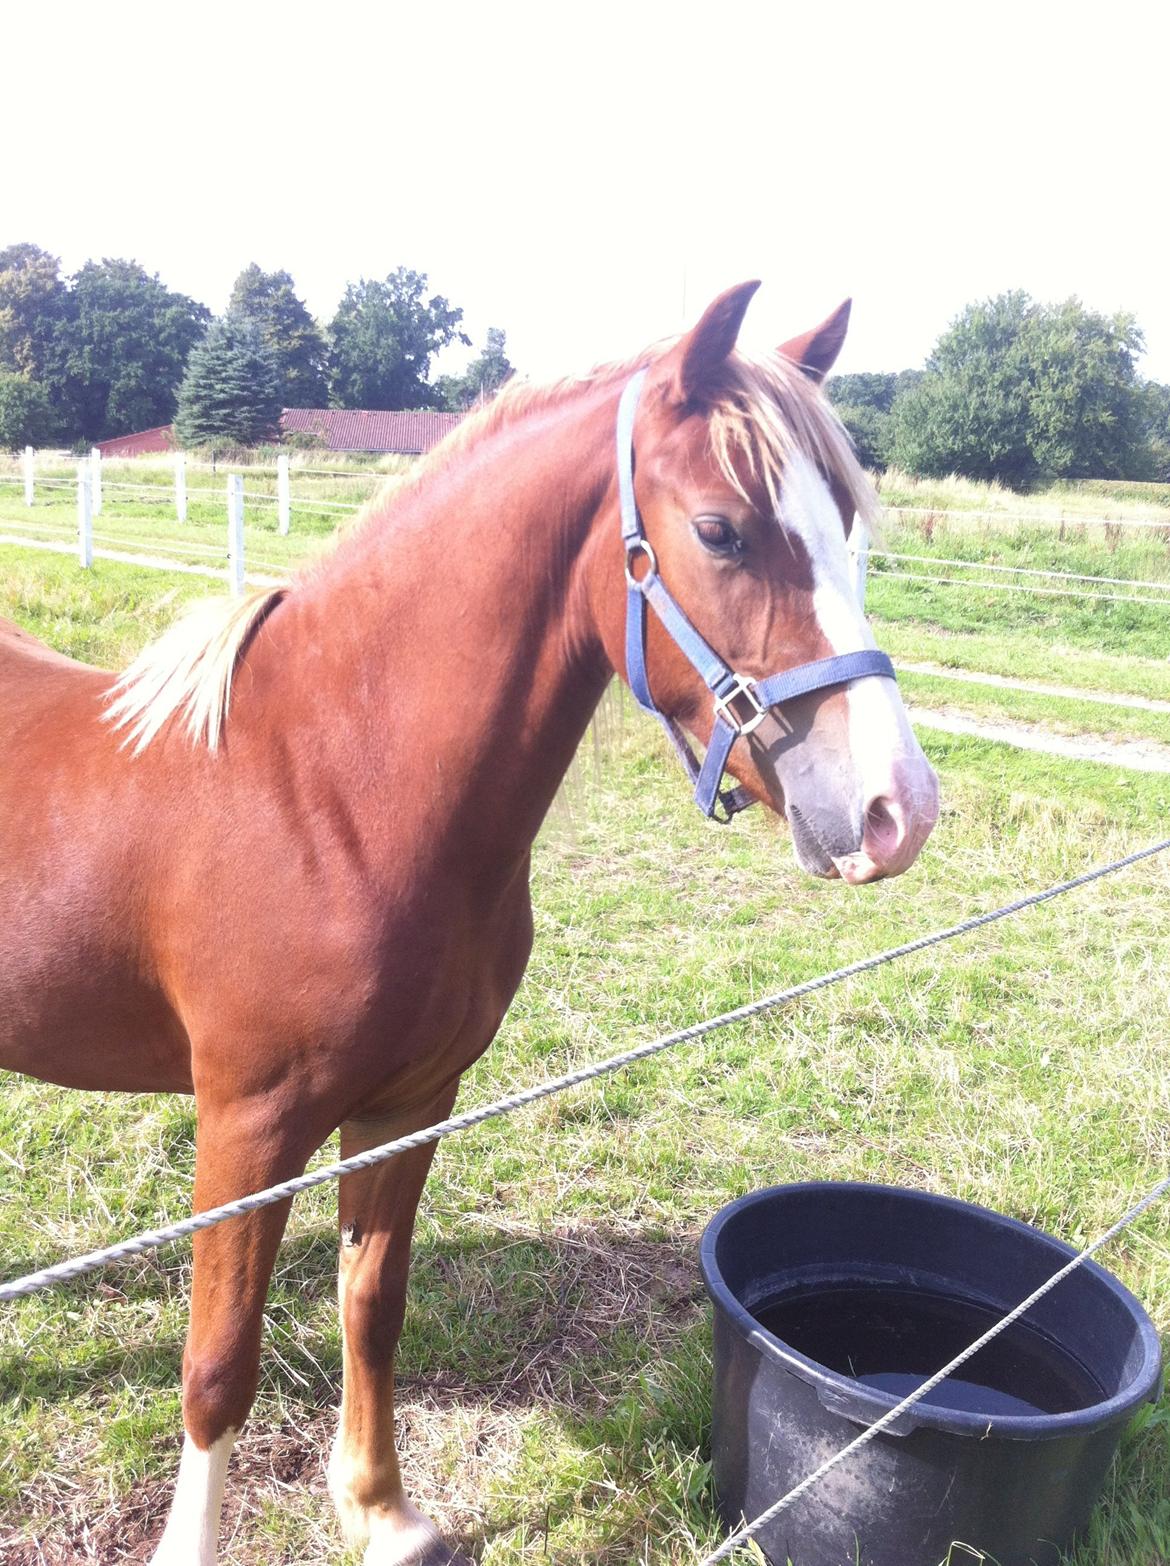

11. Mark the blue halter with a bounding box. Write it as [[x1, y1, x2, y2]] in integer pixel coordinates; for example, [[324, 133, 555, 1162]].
[[617, 367, 896, 822]]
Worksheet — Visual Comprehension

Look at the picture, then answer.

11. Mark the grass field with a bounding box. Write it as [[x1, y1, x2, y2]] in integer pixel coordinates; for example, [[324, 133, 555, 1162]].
[[2, 484, 1170, 1566]]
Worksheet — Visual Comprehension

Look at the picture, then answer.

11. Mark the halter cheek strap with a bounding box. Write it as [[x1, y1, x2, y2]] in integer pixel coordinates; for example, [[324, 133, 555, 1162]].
[[616, 367, 896, 822]]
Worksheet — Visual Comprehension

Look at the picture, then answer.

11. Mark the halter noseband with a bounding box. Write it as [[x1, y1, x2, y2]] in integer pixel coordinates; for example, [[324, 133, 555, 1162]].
[[617, 367, 896, 822]]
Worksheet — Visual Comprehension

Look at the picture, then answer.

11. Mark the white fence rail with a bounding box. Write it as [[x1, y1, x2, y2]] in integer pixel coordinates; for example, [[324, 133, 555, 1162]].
[[5, 460, 1170, 614], [3, 448, 372, 526], [0, 451, 387, 589]]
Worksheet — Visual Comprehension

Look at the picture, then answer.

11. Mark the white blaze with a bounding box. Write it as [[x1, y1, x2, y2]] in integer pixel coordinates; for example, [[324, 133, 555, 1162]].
[[779, 455, 930, 876]]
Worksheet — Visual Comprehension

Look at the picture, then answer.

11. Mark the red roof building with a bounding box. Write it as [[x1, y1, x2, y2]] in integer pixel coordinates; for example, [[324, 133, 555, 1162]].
[[95, 409, 463, 459], [96, 425, 176, 458]]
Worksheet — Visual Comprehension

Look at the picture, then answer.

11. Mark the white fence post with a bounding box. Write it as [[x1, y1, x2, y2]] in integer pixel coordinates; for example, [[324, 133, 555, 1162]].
[[277, 452, 290, 536], [89, 446, 103, 515], [227, 474, 245, 595], [23, 446, 35, 506], [175, 451, 188, 523], [77, 461, 93, 568], [850, 523, 869, 607]]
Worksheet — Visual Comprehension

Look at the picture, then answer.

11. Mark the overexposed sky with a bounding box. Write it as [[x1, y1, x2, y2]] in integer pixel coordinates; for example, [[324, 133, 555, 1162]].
[[8, 1, 1170, 382]]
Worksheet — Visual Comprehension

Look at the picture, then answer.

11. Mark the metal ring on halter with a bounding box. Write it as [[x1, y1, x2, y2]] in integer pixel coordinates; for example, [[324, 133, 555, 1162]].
[[624, 536, 659, 588]]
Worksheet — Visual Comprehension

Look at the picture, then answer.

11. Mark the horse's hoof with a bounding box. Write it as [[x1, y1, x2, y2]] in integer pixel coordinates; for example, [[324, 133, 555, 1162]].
[[416, 1547, 475, 1566], [361, 1519, 475, 1566]]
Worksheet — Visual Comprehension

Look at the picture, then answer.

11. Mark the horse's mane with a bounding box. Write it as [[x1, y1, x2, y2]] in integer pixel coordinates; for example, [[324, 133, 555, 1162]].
[[105, 341, 877, 756], [416, 340, 878, 527]]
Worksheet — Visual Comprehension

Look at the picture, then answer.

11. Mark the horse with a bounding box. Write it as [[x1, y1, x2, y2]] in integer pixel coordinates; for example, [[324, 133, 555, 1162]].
[[0, 281, 939, 1566]]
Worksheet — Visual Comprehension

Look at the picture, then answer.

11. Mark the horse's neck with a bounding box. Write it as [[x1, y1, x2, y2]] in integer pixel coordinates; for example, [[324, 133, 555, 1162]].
[[259, 387, 618, 874]]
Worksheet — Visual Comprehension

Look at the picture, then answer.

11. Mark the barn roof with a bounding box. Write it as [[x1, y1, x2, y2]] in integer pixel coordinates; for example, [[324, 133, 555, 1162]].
[[279, 408, 462, 454]]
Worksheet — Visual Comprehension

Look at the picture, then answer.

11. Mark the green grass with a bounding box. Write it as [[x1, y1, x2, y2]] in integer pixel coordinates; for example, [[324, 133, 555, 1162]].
[[2, 545, 1170, 1564]]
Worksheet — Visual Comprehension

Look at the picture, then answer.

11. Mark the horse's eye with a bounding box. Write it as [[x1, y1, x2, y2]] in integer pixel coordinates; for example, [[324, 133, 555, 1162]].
[[693, 516, 743, 555]]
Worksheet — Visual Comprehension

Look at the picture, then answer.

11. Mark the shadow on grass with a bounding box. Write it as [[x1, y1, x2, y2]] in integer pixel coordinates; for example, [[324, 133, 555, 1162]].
[[3, 1217, 713, 1562]]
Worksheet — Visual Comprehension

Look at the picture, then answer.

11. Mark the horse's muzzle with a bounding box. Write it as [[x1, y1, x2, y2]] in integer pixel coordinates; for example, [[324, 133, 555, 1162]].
[[789, 755, 940, 885]]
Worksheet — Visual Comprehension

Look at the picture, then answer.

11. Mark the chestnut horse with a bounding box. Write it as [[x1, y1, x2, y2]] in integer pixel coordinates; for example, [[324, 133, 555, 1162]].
[[0, 283, 938, 1565]]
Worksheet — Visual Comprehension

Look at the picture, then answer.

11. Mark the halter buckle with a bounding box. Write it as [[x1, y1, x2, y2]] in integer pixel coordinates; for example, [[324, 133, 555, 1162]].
[[712, 674, 768, 737]]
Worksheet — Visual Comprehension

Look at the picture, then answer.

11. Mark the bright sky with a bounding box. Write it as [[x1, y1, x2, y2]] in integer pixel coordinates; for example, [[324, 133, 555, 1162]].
[[9, 1, 1170, 384]]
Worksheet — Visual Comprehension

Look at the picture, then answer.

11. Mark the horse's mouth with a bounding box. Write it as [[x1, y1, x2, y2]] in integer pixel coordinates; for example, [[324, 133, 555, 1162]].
[[787, 802, 860, 880]]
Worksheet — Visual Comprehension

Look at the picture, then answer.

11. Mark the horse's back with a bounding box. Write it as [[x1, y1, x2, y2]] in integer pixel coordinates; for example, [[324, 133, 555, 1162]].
[[1, 613, 109, 722], [1, 613, 84, 664]]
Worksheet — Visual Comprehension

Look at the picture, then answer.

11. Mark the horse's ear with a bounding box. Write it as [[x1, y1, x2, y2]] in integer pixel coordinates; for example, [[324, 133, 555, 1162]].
[[779, 299, 852, 383], [663, 280, 761, 405]]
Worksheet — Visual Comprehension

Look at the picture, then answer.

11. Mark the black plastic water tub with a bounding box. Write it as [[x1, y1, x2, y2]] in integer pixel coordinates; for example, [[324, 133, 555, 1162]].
[[699, 1182, 1162, 1566]]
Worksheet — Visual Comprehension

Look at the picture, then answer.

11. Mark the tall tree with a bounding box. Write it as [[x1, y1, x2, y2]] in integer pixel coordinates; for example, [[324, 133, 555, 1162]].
[[174, 315, 281, 448], [62, 259, 209, 440], [328, 268, 469, 409], [890, 293, 1149, 485], [0, 243, 69, 385], [1141, 381, 1170, 481], [1025, 299, 1147, 480], [228, 264, 328, 407], [436, 326, 515, 410]]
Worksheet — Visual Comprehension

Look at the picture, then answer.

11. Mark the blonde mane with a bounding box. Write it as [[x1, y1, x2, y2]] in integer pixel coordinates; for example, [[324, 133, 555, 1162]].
[[106, 341, 876, 756], [105, 587, 285, 754], [417, 339, 879, 529]]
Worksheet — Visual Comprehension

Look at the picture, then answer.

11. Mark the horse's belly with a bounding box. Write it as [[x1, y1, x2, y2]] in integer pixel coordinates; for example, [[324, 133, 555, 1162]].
[[0, 804, 192, 1093], [0, 943, 193, 1093]]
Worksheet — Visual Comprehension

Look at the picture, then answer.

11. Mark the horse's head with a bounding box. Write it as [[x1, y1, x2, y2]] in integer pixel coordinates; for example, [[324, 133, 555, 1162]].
[[596, 281, 938, 884]]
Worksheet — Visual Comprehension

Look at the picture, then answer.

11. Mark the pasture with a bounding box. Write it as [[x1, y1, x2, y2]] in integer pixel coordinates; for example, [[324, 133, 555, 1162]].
[[2, 476, 1170, 1564]]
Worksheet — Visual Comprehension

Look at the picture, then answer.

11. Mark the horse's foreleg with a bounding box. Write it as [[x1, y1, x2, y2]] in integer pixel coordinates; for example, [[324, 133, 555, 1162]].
[[150, 1105, 315, 1566], [329, 1089, 471, 1566]]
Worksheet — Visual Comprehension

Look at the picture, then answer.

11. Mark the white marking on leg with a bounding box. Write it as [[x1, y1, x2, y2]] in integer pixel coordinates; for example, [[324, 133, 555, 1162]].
[[363, 1500, 443, 1565], [150, 1429, 236, 1566], [331, 1429, 445, 1564]]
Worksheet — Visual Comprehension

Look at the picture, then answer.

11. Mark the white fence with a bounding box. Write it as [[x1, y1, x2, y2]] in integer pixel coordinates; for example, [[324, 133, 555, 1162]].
[[0, 449, 377, 593], [4, 461, 1170, 611]]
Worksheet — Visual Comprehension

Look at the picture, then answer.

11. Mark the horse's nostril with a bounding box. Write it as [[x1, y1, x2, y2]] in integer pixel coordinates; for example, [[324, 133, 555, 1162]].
[[864, 794, 905, 860]]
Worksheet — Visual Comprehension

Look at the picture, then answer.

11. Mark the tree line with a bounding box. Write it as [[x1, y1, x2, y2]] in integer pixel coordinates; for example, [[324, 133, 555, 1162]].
[[0, 244, 514, 450], [3, 249, 1168, 484], [827, 292, 1170, 486]]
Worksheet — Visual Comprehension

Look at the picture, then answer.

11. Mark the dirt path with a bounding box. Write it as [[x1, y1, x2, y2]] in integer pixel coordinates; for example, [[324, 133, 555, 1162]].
[[898, 660, 1170, 713], [908, 706, 1170, 773]]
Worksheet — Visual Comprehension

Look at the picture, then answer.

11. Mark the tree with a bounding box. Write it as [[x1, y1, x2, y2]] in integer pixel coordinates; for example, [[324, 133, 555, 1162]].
[[826, 371, 899, 415], [0, 372, 56, 451], [1141, 382, 1170, 481], [61, 259, 210, 441], [328, 268, 470, 409], [228, 264, 328, 407], [890, 292, 1149, 485], [436, 327, 515, 410], [833, 402, 891, 470], [1025, 299, 1147, 480], [825, 370, 922, 471], [174, 315, 281, 448], [0, 244, 69, 386]]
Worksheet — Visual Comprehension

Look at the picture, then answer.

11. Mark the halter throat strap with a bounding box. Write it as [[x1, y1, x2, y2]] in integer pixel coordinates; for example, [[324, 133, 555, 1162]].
[[616, 367, 895, 821]]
